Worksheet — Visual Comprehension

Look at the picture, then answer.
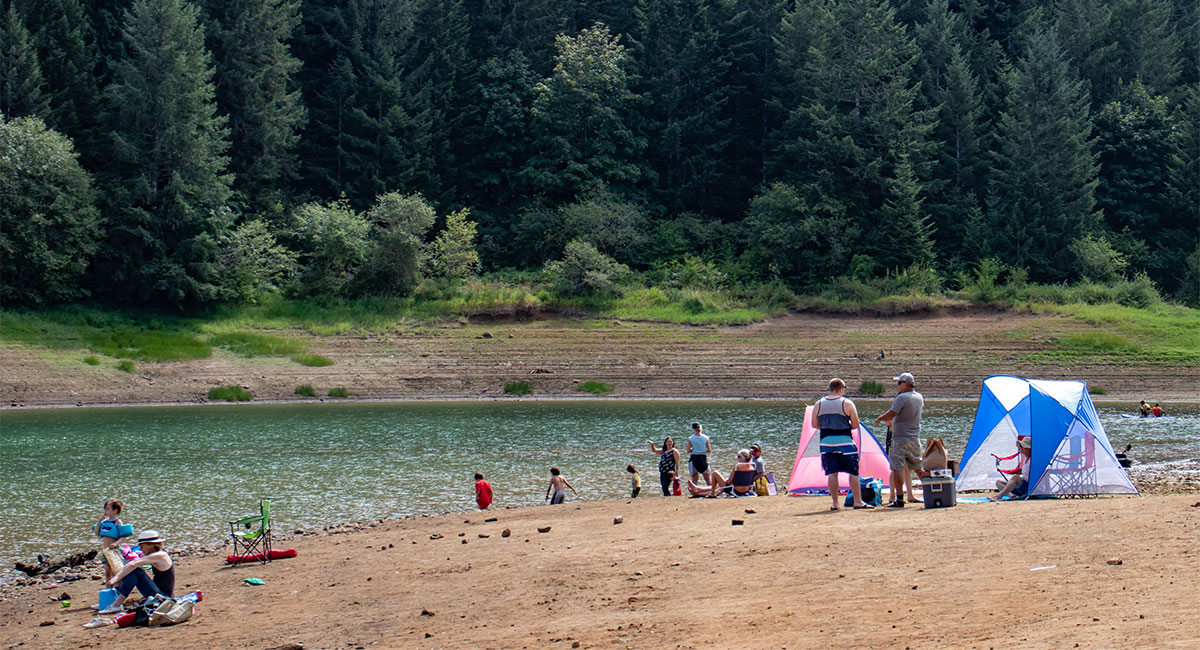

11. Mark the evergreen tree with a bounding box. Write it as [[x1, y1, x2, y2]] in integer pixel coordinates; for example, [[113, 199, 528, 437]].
[[912, 0, 987, 265], [637, 0, 731, 217], [98, 0, 233, 305], [715, 0, 788, 206], [523, 23, 648, 205], [15, 0, 102, 160], [773, 0, 937, 271], [987, 29, 1100, 282], [1110, 0, 1182, 98], [1054, 0, 1121, 106], [401, 0, 474, 207], [742, 182, 854, 288], [0, 4, 48, 118], [875, 155, 936, 271], [201, 0, 306, 212], [1164, 83, 1200, 296]]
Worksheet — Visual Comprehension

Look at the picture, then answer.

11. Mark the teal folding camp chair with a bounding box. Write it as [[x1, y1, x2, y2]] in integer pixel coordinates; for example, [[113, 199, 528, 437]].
[[228, 499, 272, 565]]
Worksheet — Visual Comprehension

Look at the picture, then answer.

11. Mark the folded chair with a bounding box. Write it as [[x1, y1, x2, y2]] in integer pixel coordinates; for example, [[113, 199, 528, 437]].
[[228, 499, 272, 565]]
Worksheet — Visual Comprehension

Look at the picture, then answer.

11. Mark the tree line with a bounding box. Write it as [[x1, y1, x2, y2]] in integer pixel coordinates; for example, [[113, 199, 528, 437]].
[[1, 0, 1197, 309]]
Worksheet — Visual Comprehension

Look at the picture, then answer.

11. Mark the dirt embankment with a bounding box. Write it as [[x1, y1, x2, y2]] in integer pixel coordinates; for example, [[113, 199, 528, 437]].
[[3, 311, 1196, 407], [1, 494, 1198, 649]]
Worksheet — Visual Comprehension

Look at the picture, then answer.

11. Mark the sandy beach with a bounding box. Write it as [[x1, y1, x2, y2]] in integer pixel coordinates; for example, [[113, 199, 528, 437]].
[[3, 490, 1198, 650]]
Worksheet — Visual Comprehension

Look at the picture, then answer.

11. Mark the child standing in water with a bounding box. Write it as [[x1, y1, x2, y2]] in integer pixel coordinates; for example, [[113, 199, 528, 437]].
[[545, 467, 577, 505], [627, 464, 641, 498], [474, 472, 493, 510]]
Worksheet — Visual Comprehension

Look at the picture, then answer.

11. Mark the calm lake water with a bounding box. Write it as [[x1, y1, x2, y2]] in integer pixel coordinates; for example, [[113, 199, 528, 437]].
[[1, 399, 1197, 570]]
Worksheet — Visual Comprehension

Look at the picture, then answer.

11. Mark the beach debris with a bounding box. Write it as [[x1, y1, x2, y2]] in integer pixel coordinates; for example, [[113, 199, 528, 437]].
[[501, 529, 511, 537], [744, 509, 756, 514], [14, 550, 97, 577], [243, 577, 265, 586], [464, 519, 471, 524], [429, 534, 443, 540], [731, 519, 744, 526], [1191, 502, 1199, 508], [461, 539, 468, 544], [613, 516, 623, 525], [573, 642, 581, 648], [457, 533, 465, 537], [1030, 565, 1056, 571], [39, 620, 55, 627], [49, 592, 71, 602], [421, 609, 436, 617], [478, 331, 493, 339], [1107, 557, 1123, 566], [537, 526, 551, 533], [266, 643, 304, 650], [485, 517, 499, 522], [425, 632, 434, 638]]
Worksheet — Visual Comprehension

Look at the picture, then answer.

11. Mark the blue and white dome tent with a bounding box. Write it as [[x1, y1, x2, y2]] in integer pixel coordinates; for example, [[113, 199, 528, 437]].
[[957, 376, 1138, 497]]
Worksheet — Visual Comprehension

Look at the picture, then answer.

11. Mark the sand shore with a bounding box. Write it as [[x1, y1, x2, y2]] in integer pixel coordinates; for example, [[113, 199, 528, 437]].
[[3, 491, 1198, 650], [4, 312, 1198, 407]]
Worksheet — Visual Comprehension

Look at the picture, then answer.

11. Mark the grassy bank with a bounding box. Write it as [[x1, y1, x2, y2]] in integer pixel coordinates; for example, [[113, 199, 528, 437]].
[[1, 276, 1196, 369]]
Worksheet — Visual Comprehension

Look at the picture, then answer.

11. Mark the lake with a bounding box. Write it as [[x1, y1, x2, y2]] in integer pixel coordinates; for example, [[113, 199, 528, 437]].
[[2, 399, 1197, 570]]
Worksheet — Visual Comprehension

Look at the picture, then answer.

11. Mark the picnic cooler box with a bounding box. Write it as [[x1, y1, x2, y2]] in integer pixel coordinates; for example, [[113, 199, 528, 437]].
[[922, 477, 956, 508]]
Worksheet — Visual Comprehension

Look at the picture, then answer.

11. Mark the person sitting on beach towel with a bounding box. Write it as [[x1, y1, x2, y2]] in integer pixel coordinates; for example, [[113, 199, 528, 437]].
[[989, 437, 1032, 501], [687, 450, 758, 497]]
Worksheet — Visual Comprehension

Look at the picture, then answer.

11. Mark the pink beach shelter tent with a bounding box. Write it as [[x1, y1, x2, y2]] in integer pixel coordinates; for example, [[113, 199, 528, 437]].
[[787, 405, 892, 494]]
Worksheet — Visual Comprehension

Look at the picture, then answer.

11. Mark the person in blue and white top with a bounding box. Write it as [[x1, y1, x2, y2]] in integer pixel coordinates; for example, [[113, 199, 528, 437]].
[[810, 378, 874, 510]]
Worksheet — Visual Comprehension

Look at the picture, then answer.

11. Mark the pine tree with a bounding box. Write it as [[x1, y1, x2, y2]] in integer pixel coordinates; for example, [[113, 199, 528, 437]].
[[98, 0, 233, 305], [987, 29, 1100, 282], [773, 0, 937, 270], [15, 0, 102, 160], [914, 0, 986, 263], [0, 4, 48, 118], [1163, 83, 1200, 295], [522, 23, 648, 205], [1110, 0, 1182, 98], [1054, 0, 1121, 106], [637, 0, 732, 217], [200, 0, 306, 212]]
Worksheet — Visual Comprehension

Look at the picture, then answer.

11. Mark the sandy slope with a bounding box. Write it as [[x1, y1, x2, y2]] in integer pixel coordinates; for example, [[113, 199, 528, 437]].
[[3, 311, 1197, 406], [3, 493, 1198, 650]]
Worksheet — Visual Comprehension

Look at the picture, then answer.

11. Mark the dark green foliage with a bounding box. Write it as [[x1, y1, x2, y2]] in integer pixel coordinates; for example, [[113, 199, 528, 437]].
[[360, 192, 436, 295], [15, 0, 102, 157], [0, 115, 101, 306], [98, 0, 233, 306], [0, 4, 48, 118], [116, 359, 136, 373], [201, 0, 306, 212], [860, 380, 884, 395], [546, 239, 629, 297], [985, 29, 1100, 281], [576, 380, 614, 395], [327, 386, 352, 397], [0, 0, 1192, 309], [523, 23, 648, 204], [292, 353, 334, 366]]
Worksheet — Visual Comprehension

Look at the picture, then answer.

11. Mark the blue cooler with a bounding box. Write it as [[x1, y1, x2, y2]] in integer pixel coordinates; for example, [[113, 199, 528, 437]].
[[98, 587, 119, 610]]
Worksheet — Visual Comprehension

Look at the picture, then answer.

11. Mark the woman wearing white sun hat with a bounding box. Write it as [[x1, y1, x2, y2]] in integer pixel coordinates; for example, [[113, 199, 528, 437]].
[[98, 530, 175, 615]]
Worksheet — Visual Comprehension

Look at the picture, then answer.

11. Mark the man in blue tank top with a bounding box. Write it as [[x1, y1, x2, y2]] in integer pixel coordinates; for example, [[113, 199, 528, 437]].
[[810, 378, 873, 510]]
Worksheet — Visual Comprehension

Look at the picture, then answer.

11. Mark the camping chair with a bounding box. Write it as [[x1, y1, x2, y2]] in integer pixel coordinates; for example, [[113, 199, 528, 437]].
[[1040, 433, 1098, 497], [228, 499, 272, 565]]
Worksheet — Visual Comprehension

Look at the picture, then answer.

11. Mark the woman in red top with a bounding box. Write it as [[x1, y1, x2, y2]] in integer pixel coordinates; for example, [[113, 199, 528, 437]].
[[475, 473, 493, 510]]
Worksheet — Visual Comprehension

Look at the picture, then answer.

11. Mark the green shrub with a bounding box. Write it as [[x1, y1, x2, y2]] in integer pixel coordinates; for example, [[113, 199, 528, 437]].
[[860, 380, 884, 395], [83, 356, 100, 366], [208, 385, 253, 401], [292, 353, 334, 367], [504, 380, 531, 395], [577, 381, 614, 395], [294, 384, 317, 397], [546, 239, 629, 297], [116, 360, 136, 373], [1112, 273, 1161, 309], [328, 387, 353, 398], [1087, 386, 1106, 395], [209, 331, 303, 357]]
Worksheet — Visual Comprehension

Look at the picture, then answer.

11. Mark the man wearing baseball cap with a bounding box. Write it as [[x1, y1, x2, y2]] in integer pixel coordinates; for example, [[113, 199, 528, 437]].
[[874, 372, 924, 508]]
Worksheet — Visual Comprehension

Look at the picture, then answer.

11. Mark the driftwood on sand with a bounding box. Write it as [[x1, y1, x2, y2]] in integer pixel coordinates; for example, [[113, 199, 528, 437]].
[[14, 550, 97, 577]]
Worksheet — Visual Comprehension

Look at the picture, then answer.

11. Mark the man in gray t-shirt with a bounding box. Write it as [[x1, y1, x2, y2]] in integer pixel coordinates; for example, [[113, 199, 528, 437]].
[[874, 372, 924, 507]]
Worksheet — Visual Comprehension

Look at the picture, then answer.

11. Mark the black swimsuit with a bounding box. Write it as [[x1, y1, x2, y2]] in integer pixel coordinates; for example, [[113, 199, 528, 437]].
[[152, 562, 175, 597], [659, 449, 677, 496]]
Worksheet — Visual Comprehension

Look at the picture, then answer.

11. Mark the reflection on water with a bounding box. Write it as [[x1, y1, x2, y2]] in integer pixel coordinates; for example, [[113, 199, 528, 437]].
[[1, 399, 1197, 567]]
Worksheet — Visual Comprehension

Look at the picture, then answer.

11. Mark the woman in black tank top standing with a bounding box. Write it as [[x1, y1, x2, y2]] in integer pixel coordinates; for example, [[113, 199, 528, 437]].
[[647, 436, 681, 496]]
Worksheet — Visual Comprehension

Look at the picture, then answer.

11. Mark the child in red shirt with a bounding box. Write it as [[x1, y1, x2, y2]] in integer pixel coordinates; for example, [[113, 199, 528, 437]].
[[474, 473, 493, 510]]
